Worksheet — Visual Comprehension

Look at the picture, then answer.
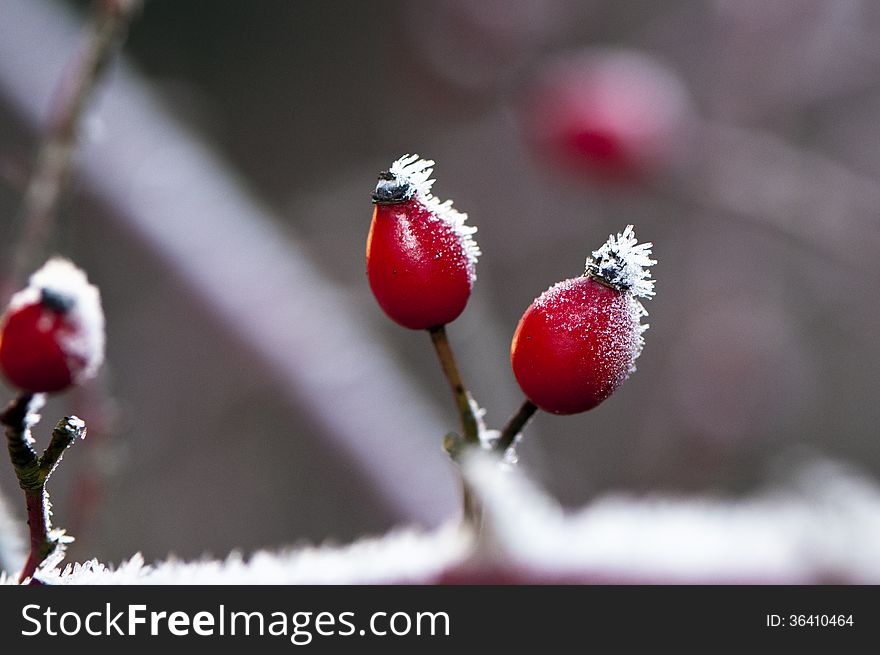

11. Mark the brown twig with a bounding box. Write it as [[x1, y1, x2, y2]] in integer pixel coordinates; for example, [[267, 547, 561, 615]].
[[428, 325, 480, 445], [495, 399, 538, 454], [428, 325, 485, 526], [1, 393, 86, 582], [5, 0, 141, 295]]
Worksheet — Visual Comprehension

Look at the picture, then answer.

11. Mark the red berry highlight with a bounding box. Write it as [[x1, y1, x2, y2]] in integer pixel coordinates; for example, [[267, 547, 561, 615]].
[[511, 226, 655, 415], [366, 155, 480, 330], [0, 259, 105, 394]]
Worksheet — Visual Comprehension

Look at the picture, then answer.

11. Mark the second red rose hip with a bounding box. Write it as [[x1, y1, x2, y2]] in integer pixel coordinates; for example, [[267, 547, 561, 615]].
[[511, 226, 656, 414]]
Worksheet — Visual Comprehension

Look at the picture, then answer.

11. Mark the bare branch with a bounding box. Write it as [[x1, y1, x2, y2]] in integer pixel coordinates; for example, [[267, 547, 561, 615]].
[[5, 0, 141, 295]]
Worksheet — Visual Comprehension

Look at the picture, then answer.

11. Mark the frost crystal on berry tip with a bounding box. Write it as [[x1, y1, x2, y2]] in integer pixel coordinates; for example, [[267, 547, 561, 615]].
[[388, 154, 481, 271], [586, 225, 655, 299], [388, 154, 435, 199], [584, 225, 655, 363]]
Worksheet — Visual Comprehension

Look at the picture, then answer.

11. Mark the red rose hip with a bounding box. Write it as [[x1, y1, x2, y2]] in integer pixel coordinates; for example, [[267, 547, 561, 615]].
[[0, 259, 105, 394], [367, 155, 480, 330], [511, 226, 655, 414]]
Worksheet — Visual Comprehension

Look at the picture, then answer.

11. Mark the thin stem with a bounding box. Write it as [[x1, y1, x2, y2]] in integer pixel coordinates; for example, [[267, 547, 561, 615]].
[[495, 399, 538, 454], [428, 325, 479, 445], [428, 325, 483, 527], [6, 0, 141, 293], [1, 394, 40, 485], [1, 394, 86, 582], [21, 489, 51, 584], [41, 416, 86, 479], [460, 477, 482, 526]]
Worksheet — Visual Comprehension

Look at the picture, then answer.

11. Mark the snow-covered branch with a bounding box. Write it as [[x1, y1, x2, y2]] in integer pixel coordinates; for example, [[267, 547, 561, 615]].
[[9, 455, 879, 585]]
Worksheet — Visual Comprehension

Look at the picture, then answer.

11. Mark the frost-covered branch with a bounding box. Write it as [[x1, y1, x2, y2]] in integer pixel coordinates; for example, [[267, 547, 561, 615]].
[[12, 455, 880, 585], [1, 393, 86, 582]]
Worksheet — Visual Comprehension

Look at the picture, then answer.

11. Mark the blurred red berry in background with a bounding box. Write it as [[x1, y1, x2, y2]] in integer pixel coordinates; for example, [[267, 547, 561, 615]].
[[519, 49, 694, 180]]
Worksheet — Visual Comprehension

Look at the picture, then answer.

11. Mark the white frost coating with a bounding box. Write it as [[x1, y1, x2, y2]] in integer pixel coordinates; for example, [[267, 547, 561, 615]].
[[465, 454, 880, 583], [9, 454, 880, 584], [13, 455, 880, 584], [586, 225, 655, 299], [8, 258, 105, 384], [387, 154, 481, 272], [22, 525, 471, 585], [468, 398, 519, 464]]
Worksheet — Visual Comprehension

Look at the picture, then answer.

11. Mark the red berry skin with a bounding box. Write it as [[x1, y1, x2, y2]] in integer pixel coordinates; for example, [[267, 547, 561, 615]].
[[511, 276, 641, 415], [367, 199, 473, 330], [0, 302, 83, 393]]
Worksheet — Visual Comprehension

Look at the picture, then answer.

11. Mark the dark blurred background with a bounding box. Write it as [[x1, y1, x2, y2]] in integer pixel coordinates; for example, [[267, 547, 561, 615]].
[[1, 0, 879, 566]]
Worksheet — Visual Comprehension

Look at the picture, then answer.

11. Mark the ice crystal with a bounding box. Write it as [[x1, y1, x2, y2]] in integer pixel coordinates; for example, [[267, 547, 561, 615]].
[[386, 154, 481, 270], [585, 225, 655, 359], [586, 225, 655, 299]]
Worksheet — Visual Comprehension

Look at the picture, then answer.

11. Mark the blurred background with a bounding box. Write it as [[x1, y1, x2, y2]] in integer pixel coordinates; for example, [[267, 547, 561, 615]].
[[1, 0, 879, 567]]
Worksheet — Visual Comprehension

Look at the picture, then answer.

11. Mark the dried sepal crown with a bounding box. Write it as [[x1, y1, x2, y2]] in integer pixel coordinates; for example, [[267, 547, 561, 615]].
[[585, 225, 655, 299], [373, 154, 481, 268]]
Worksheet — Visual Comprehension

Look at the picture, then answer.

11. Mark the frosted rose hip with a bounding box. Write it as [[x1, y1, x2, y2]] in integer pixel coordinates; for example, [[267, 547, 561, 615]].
[[366, 155, 480, 330], [511, 226, 655, 414], [0, 259, 105, 393]]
